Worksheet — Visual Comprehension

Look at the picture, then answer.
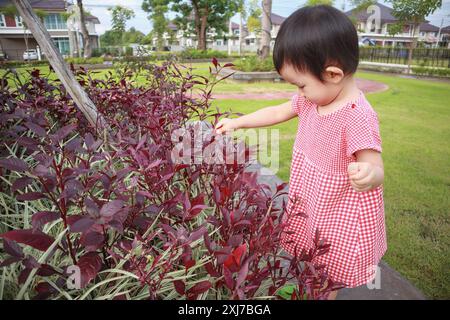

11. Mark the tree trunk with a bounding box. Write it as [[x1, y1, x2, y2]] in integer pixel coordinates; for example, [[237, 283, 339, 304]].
[[192, 0, 201, 50], [239, 13, 243, 56], [77, 0, 91, 58], [259, 0, 272, 60], [12, 0, 105, 129], [198, 5, 208, 51], [407, 23, 418, 74]]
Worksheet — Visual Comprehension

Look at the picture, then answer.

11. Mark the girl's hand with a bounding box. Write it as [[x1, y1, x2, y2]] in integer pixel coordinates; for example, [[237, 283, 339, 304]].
[[215, 118, 239, 134], [347, 162, 379, 192]]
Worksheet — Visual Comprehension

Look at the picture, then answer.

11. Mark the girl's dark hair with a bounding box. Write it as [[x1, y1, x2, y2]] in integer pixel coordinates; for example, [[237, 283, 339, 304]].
[[273, 5, 359, 81]]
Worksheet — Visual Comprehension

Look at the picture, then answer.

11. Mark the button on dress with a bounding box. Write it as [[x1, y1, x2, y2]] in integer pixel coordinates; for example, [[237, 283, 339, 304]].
[[280, 91, 387, 287]]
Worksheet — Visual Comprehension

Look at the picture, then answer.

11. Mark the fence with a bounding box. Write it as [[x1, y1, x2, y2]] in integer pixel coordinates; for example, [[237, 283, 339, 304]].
[[359, 47, 450, 68]]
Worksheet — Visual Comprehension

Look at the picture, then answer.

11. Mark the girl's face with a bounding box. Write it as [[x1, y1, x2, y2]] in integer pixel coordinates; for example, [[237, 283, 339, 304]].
[[279, 63, 345, 106]]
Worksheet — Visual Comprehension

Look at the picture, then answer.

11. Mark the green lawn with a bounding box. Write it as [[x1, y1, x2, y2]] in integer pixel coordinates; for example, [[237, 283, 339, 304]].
[[213, 71, 450, 299], [1, 62, 449, 299]]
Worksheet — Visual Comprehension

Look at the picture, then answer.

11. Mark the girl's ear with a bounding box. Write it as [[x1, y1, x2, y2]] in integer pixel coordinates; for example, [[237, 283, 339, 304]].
[[323, 66, 344, 84]]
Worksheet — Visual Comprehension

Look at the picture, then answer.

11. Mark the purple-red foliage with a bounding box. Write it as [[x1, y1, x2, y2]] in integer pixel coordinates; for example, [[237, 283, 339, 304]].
[[0, 60, 343, 299]]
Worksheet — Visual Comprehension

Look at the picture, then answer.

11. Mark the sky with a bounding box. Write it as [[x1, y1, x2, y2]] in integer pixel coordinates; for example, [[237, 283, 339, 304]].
[[80, 0, 450, 36]]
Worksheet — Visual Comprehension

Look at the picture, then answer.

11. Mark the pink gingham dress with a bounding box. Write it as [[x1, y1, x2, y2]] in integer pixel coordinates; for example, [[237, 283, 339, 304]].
[[280, 91, 387, 287]]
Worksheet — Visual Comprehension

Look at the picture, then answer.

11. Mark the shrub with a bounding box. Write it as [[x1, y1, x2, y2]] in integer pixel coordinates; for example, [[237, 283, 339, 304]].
[[178, 49, 228, 60], [0, 60, 342, 300], [412, 66, 450, 78], [233, 56, 275, 72], [65, 57, 105, 65]]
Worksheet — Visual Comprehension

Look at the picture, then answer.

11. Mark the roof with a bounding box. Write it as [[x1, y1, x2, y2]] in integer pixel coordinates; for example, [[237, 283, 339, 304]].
[[419, 22, 439, 33], [231, 21, 240, 30], [441, 25, 450, 33], [85, 13, 100, 24], [346, 2, 397, 23], [0, 0, 66, 11], [167, 21, 178, 31], [271, 13, 286, 25]]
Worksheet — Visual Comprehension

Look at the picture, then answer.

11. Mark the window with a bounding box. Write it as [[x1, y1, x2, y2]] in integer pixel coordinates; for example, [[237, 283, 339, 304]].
[[53, 37, 70, 55], [216, 40, 223, 46], [15, 15, 23, 27], [44, 13, 67, 30], [234, 29, 240, 35], [0, 15, 5, 27]]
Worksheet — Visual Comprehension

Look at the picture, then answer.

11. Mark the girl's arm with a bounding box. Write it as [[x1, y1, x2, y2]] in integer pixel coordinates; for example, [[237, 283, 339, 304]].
[[347, 149, 384, 192], [215, 100, 297, 134]]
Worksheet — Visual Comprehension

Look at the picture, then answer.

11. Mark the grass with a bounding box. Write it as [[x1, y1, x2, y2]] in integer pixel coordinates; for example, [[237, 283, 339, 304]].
[[1, 62, 448, 299]]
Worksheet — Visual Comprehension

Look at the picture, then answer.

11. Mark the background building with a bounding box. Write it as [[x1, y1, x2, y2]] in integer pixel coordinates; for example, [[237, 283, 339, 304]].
[[0, 0, 100, 60]]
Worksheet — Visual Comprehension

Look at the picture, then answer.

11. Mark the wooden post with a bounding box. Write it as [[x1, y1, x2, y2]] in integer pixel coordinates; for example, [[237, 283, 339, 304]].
[[12, 0, 106, 130]]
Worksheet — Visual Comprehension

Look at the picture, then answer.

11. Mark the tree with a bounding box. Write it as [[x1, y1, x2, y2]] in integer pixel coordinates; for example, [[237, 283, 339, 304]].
[[387, 0, 442, 73], [171, 0, 241, 51], [76, 1, 91, 58], [246, 0, 262, 34], [305, 0, 334, 6], [142, 0, 170, 51], [109, 6, 135, 35], [259, 0, 272, 60]]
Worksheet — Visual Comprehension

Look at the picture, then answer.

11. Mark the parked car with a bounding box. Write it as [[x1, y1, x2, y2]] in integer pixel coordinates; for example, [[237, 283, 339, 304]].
[[23, 49, 38, 61]]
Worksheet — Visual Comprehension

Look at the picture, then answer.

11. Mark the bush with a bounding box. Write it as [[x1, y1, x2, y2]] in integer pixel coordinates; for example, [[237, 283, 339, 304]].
[[412, 66, 450, 78], [65, 57, 105, 65], [0, 61, 342, 300], [233, 56, 275, 72], [178, 49, 228, 60]]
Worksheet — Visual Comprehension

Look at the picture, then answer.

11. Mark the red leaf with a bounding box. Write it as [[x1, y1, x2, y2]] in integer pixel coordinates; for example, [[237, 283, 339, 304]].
[[184, 259, 196, 272], [188, 280, 211, 295], [0, 158, 28, 172], [32, 211, 60, 230], [16, 192, 46, 201], [81, 231, 104, 247], [224, 244, 247, 269], [0, 229, 54, 251], [99, 200, 124, 217], [77, 252, 102, 288], [2, 238, 24, 258], [25, 122, 46, 137], [0, 256, 22, 267], [211, 57, 218, 68], [11, 177, 33, 193], [223, 266, 234, 290], [69, 217, 95, 233], [235, 259, 249, 288], [173, 280, 185, 295]]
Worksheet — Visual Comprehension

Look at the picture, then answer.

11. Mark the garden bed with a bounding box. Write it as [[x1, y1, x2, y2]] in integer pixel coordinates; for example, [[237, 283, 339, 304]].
[[217, 67, 283, 83]]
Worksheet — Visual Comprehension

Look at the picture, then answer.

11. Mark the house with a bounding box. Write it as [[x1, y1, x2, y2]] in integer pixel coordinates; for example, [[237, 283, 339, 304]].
[[345, 2, 443, 48], [418, 22, 440, 46], [149, 12, 286, 53], [0, 0, 100, 60], [439, 25, 450, 48], [243, 13, 286, 52]]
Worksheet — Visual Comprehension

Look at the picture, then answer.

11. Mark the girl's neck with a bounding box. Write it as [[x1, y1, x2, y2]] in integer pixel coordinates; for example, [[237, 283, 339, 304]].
[[320, 77, 360, 111]]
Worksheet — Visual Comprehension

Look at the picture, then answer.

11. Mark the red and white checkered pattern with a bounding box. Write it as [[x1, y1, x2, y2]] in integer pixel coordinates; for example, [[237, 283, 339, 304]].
[[280, 91, 387, 287]]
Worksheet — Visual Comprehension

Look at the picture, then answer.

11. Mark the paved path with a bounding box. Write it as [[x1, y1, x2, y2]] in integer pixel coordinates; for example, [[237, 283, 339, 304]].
[[210, 78, 388, 100]]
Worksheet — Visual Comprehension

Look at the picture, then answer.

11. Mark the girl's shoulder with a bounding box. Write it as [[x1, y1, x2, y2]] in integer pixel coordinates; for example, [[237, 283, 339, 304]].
[[345, 92, 379, 125]]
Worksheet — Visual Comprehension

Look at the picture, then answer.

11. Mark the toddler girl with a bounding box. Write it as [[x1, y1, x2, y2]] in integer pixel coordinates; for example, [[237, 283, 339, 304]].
[[215, 5, 387, 298]]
